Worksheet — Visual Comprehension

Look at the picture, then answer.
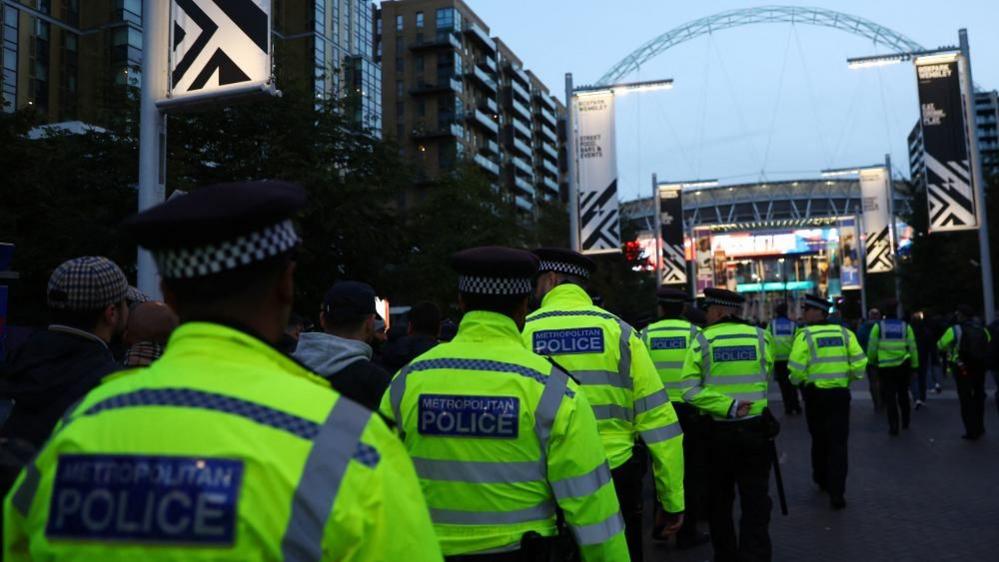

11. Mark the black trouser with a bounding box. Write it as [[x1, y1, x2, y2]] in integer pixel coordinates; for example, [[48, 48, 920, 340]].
[[444, 534, 571, 562], [673, 402, 708, 543], [773, 361, 801, 413], [802, 386, 851, 498], [880, 365, 912, 432], [707, 417, 772, 562], [867, 364, 882, 410], [611, 443, 648, 562], [955, 365, 987, 437]]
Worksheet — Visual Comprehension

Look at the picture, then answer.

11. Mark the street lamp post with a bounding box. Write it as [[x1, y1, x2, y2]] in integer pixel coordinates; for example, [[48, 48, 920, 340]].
[[564, 77, 674, 253]]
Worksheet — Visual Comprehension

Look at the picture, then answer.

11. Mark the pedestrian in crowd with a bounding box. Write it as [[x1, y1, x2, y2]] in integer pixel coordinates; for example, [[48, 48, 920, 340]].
[[857, 308, 883, 411], [767, 303, 802, 415], [293, 281, 392, 411], [277, 312, 307, 354], [122, 300, 178, 367], [523, 248, 685, 562], [380, 246, 628, 560], [3, 181, 441, 560], [938, 305, 990, 440], [379, 301, 441, 373], [0, 256, 129, 453], [866, 301, 919, 436], [641, 287, 710, 550], [788, 294, 867, 509], [680, 288, 775, 562]]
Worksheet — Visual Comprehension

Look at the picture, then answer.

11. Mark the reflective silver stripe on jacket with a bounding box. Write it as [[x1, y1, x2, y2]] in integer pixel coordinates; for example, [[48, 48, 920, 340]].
[[787, 360, 807, 371], [430, 501, 556, 525], [634, 390, 669, 414], [282, 398, 372, 562], [389, 365, 411, 437], [641, 422, 683, 444], [550, 462, 612, 499], [412, 458, 544, 483], [655, 361, 684, 370], [663, 379, 698, 390], [11, 462, 40, 516], [534, 367, 570, 462], [571, 511, 626, 546], [573, 369, 631, 389], [617, 321, 634, 390], [592, 404, 634, 422]]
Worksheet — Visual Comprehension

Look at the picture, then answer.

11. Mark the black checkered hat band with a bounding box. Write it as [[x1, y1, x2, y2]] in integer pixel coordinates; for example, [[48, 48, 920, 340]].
[[154, 220, 300, 279], [704, 296, 742, 309], [538, 260, 590, 279], [458, 275, 533, 295], [804, 296, 830, 310]]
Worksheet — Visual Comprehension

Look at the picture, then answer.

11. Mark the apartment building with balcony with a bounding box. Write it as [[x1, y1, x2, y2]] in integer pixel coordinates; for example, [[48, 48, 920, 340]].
[[377, 0, 565, 214]]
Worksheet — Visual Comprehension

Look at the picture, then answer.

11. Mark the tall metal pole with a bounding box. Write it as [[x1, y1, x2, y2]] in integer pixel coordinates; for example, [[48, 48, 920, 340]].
[[959, 29, 995, 323], [652, 173, 663, 286], [885, 153, 903, 317], [565, 73, 580, 252], [137, 0, 169, 298]]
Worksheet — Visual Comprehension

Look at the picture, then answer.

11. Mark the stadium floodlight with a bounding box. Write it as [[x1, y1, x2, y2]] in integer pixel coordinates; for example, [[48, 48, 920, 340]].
[[658, 179, 719, 190], [820, 165, 883, 177], [575, 78, 674, 97], [846, 47, 959, 70]]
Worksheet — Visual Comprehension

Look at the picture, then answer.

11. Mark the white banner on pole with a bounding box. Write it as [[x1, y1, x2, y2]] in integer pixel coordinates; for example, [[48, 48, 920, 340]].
[[859, 168, 895, 273], [169, 0, 271, 99], [575, 92, 621, 254]]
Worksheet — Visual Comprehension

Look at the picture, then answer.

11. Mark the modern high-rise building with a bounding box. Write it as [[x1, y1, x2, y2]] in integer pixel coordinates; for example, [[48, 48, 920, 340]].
[[908, 89, 999, 186], [376, 0, 566, 213], [1, 0, 382, 135]]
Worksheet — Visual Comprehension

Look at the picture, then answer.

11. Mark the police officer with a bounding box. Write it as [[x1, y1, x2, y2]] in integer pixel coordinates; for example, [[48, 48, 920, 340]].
[[867, 303, 919, 436], [380, 247, 628, 561], [641, 287, 710, 550], [787, 294, 867, 509], [680, 288, 774, 562], [3, 181, 443, 561], [938, 305, 991, 439], [767, 303, 802, 415], [522, 249, 684, 562]]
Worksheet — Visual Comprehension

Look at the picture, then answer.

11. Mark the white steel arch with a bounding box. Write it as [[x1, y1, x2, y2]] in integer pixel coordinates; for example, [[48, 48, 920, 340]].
[[597, 5, 924, 86]]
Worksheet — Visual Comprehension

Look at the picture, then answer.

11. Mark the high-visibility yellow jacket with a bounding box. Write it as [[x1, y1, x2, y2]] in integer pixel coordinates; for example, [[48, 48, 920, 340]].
[[641, 318, 701, 403], [522, 285, 684, 514], [787, 323, 867, 388], [767, 317, 797, 362], [380, 310, 629, 561], [937, 323, 992, 362], [680, 320, 775, 420], [3, 322, 442, 562], [867, 319, 919, 368]]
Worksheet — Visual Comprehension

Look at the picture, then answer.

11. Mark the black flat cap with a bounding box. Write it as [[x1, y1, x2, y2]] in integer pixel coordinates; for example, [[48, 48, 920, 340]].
[[323, 281, 376, 319], [703, 287, 744, 310], [803, 294, 831, 311], [532, 248, 596, 280], [452, 246, 539, 296], [657, 287, 691, 304], [123, 180, 306, 279]]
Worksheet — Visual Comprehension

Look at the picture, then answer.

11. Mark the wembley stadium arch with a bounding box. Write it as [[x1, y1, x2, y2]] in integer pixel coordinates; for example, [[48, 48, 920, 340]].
[[599, 6, 922, 318]]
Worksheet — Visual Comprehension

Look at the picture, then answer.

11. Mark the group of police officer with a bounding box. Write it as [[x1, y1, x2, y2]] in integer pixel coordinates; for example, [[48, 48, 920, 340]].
[[0, 180, 928, 562]]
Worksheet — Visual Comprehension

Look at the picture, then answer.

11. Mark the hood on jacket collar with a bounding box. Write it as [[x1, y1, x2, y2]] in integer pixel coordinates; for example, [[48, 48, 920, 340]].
[[292, 332, 373, 377]]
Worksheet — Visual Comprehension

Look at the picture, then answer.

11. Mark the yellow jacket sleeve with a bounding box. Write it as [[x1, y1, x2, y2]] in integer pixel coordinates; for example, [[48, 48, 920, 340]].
[[787, 331, 810, 386], [3, 466, 31, 562], [867, 323, 881, 366], [906, 326, 920, 369], [548, 381, 630, 561], [680, 334, 734, 418], [630, 331, 685, 513], [847, 331, 868, 380]]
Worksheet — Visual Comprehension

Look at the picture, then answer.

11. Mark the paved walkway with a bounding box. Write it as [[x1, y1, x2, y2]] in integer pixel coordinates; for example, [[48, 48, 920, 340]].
[[644, 376, 999, 561]]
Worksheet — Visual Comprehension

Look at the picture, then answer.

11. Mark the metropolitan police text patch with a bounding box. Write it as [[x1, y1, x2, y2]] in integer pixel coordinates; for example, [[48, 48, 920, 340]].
[[773, 320, 795, 336], [884, 322, 905, 339], [533, 328, 604, 355], [816, 337, 845, 348], [713, 346, 757, 362], [418, 394, 519, 438], [46, 454, 243, 544], [650, 337, 686, 350]]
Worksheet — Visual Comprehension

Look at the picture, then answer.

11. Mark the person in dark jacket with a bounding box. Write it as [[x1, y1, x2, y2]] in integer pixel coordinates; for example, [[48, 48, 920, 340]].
[[292, 281, 390, 410], [379, 301, 441, 374], [0, 257, 129, 495]]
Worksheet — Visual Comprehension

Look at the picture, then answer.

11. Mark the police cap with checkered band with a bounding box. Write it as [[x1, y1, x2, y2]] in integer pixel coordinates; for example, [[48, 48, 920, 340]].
[[532, 248, 596, 280], [803, 293, 832, 312], [657, 286, 692, 304], [123, 181, 306, 280], [452, 246, 539, 296], [703, 287, 745, 310]]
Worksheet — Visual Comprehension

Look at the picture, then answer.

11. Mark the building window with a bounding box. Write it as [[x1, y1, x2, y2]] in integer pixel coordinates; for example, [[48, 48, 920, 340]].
[[416, 11, 424, 29], [435, 8, 460, 32], [396, 14, 403, 32]]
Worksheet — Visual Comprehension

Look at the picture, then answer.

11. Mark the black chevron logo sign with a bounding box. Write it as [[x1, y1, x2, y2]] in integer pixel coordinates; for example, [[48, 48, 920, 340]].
[[661, 243, 687, 285], [925, 154, 977, 231], [579, 180, 621, 252], [865, 226, 894, 274], [171, 0, 269, 95]]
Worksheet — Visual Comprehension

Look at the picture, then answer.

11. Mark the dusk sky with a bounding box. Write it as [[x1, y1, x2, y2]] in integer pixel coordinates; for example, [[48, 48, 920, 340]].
[[459, 0, 999, 202]]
